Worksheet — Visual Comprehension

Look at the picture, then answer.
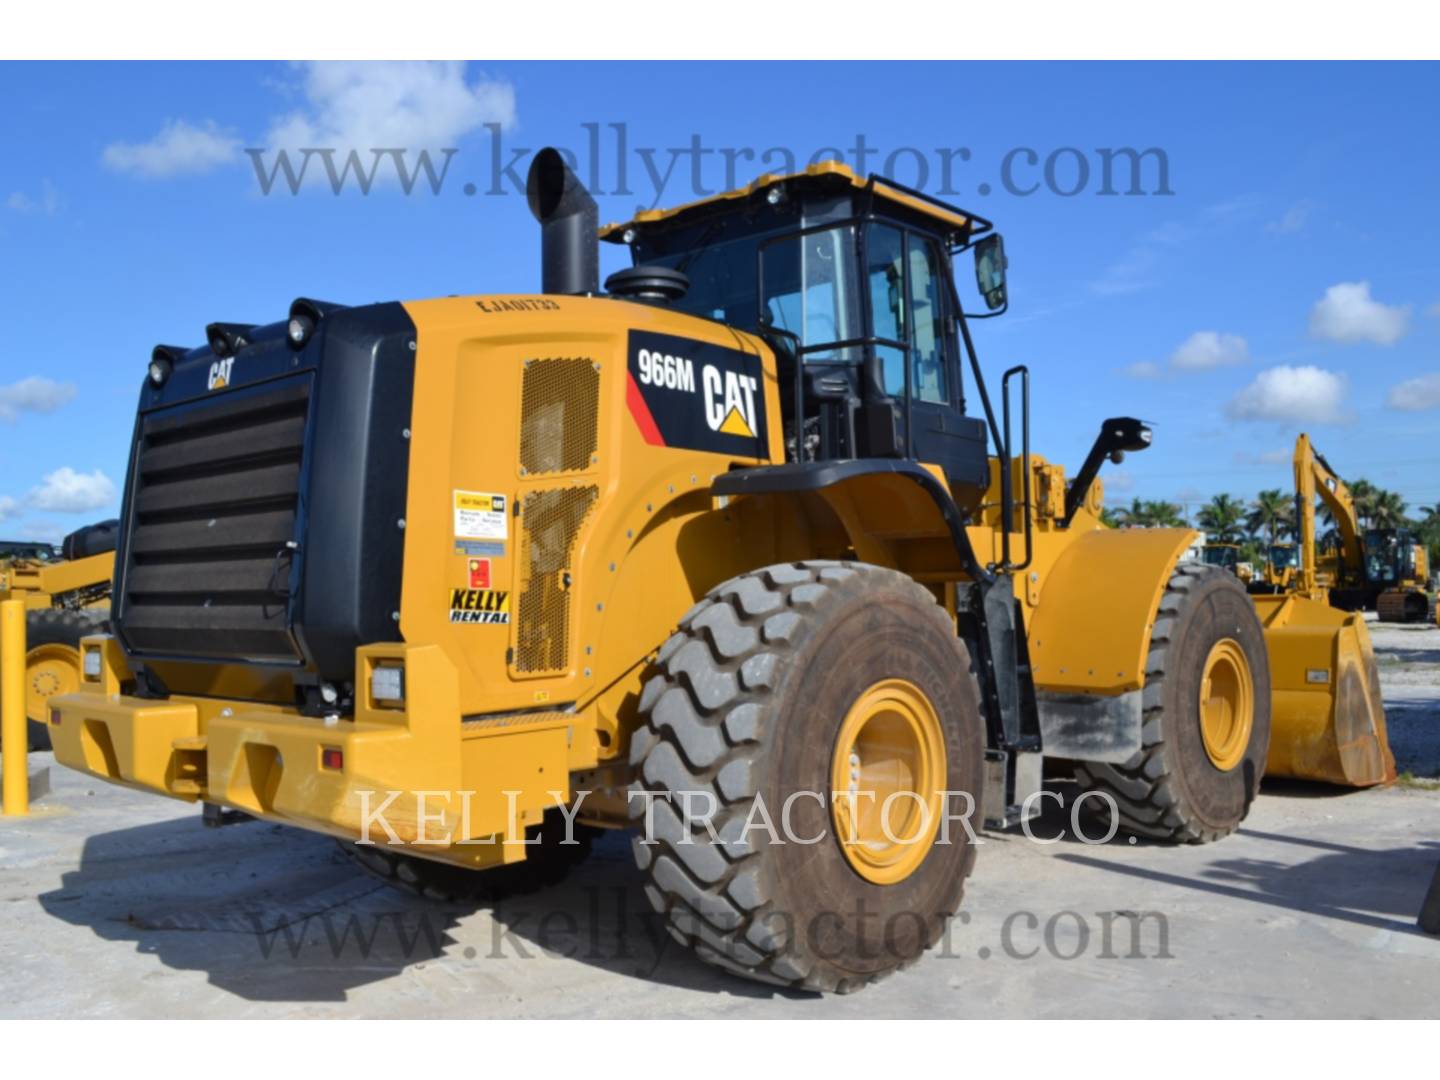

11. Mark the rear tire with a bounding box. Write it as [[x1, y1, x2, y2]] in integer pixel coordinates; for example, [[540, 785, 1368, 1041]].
[[339, 810, 598, 903], [1074, 563, 1270, 844], [11, 608, 109, 752], [628, 561, 985, 993]]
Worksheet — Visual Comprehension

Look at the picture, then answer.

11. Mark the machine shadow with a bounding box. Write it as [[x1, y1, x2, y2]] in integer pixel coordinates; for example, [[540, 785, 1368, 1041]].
[[483, 831, 803, 1000], [37, 814, 792, 1004], [1054, 833, 1440, 937], [38, 812, 459, 1003]]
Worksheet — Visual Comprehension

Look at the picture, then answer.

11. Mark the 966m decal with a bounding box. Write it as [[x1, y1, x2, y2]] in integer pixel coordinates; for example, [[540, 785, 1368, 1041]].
[[626, 330, 768, 456]]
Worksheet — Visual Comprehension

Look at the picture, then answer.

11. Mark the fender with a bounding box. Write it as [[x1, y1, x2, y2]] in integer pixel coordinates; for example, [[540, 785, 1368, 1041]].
[[1026, 526, 1198, 696], [712, 458, 991, 582]]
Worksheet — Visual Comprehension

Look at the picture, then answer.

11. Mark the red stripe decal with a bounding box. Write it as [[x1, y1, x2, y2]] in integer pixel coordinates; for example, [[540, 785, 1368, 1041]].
[[626, 370, 665, 446]]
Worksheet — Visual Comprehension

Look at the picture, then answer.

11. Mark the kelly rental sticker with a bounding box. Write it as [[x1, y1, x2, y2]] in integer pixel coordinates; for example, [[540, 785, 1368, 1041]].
[[449, 587, 510, 625]]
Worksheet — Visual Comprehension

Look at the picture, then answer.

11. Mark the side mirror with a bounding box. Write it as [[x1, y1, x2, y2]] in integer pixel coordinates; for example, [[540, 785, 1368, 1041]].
[[973, 234, 1008, 311]]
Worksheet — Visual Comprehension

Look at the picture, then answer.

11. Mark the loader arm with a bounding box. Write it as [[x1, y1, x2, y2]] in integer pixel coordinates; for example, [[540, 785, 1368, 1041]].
[[1294, 433, 1363, 595]]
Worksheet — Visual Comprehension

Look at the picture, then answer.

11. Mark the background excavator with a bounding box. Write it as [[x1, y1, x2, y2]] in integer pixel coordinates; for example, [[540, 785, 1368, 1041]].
[[1251, 434, 1395, 787]]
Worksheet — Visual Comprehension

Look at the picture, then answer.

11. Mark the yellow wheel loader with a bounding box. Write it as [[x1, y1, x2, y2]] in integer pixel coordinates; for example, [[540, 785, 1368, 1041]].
[[0, 521, 114, 750], [1252, 435, 1394, 787], [52, 149, 1291, 992], [1250, 542, 1297, 594]]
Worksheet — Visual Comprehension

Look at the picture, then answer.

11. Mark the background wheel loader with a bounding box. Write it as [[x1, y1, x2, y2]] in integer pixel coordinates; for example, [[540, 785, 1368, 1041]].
[[0, 519, 115, 750], [53, 146, 1379, 994]]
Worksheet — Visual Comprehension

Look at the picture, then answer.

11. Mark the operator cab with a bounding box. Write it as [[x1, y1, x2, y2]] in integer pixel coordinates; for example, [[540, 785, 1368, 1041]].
[[1363, 527, 1415, 585], [601, 163, 1004, 492], [1267, 543, 1298, 571]]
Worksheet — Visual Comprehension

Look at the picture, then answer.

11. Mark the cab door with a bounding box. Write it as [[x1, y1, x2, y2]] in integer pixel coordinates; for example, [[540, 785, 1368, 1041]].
[[864, 224, 986, 486]]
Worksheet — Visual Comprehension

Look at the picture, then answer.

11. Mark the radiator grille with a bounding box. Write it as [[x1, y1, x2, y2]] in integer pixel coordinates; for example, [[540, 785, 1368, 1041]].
[[518, 358, 600, 475], [514, 485, 599, 673], [118, 377, 310, 663]]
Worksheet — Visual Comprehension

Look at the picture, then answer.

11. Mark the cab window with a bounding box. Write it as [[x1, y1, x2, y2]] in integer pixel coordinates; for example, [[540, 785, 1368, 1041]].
[[865, 224, 950, 404]]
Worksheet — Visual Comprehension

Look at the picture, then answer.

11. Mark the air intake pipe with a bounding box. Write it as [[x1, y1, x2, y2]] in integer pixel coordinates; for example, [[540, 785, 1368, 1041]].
[[526, 147, 598, 295]]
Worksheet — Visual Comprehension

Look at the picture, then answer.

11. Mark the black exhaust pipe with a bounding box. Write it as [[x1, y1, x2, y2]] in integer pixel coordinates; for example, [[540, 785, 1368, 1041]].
[[526, 147, 598, 296]]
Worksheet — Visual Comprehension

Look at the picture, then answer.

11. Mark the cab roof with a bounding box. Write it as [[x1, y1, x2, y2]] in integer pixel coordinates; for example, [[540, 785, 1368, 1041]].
[[598, 159, 990, 246]]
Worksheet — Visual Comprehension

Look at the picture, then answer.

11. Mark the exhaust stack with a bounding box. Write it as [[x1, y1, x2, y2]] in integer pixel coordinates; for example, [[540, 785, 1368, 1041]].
[[526, 147, 598, 295]]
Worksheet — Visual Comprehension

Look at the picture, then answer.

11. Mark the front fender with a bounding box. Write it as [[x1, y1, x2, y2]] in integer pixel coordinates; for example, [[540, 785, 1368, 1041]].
[[1026, 527, 1197, 695]]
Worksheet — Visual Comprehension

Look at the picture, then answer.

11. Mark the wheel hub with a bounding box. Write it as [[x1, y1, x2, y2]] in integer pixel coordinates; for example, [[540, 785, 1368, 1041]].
[[26, 643, 80, 722], [1199, 638, 1254, 772], [830, 678, 947, 885]]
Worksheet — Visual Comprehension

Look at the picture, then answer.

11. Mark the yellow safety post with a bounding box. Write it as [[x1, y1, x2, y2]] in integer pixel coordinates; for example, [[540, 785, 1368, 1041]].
[[2, 598, 27, 816]]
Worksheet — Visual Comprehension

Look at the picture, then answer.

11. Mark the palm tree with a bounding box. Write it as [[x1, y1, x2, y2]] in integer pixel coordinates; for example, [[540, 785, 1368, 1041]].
[[1114, 498, 1188, 528], [1148, 500, 1188, 528], [1197, 494, 1246, 542], [1247, 488, 1294, 545], [1370, 489, 1408, 529], [1348, 478, 1378, 528]]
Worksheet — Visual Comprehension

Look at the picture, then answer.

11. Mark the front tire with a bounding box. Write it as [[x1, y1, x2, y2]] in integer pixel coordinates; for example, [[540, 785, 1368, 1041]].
[[1074, 563, 1270, 843], [628, 561, 985, 993]]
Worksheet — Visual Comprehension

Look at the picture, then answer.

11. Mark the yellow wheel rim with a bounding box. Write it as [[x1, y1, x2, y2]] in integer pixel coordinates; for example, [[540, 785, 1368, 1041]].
[[26, 643, 80, 724], [830, 678, 947, 885], [1199, 638, 1254, 772]]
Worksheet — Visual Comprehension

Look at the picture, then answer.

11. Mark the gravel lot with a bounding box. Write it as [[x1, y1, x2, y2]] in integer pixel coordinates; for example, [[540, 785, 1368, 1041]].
[[2, 616, 1436, 1019]]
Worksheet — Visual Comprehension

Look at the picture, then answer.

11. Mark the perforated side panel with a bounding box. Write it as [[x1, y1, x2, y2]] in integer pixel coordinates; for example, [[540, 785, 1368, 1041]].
[[514, 485, 599, 673], [518, 358, 600, 475]]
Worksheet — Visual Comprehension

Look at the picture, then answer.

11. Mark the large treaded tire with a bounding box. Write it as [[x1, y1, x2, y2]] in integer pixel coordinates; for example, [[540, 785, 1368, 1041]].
[[16, 608, 109, 752], [338, 811, 599, 903], [627, 560, 985, 993], [1074, 563, 1270, 844]]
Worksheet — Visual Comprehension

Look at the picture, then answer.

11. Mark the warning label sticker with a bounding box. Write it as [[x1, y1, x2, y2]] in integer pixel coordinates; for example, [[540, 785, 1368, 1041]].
[[454, 491, 507, 541]]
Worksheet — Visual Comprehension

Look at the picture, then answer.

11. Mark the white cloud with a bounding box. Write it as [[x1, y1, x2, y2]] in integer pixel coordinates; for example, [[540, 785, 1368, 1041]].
[[1308, 281, 1410, 346], [1227, 365, 1348, 424], [0, 496, 20, 521], [1122, 360, 1161, 379], [1106, 469, 1135, 493], [1427, 301, 1440, 318], [103, 120, 241, 178], [5, 180, 60, 215], [0, 376, 76, 422], [266, 61, 515, 157], [1265, 200, 1315, 235], [1124, 331, 1248, 379], [1386, 373, 1440, 412], [26, 467, 116, 513], [1170, 331, 1249, 370], [17, 521, 63, 544]]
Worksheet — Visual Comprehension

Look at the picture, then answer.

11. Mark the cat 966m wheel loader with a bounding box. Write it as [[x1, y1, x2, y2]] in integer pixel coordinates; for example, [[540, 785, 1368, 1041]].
[[54, 148, 1304, 992]]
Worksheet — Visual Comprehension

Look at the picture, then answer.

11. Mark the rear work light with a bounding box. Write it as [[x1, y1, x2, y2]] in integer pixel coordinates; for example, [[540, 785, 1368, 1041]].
[[370, 664, 405, 706], [82, 647, 102, 680]]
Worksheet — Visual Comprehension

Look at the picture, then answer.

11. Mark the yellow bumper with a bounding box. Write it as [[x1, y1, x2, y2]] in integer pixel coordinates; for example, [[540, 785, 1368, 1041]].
[[49, 638, 574, 868]]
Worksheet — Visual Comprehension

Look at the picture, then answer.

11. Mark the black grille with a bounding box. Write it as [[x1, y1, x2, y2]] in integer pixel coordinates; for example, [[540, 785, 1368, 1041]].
[[117, 377, 311, 663]]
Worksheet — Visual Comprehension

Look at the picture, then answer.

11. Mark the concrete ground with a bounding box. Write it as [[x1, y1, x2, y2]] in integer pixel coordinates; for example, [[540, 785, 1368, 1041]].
[[3, 618, 1437, 1019]]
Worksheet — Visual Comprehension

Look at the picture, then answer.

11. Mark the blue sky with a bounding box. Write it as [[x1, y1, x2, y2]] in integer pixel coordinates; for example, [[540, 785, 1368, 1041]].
[[1, 61, 1437, 543]]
